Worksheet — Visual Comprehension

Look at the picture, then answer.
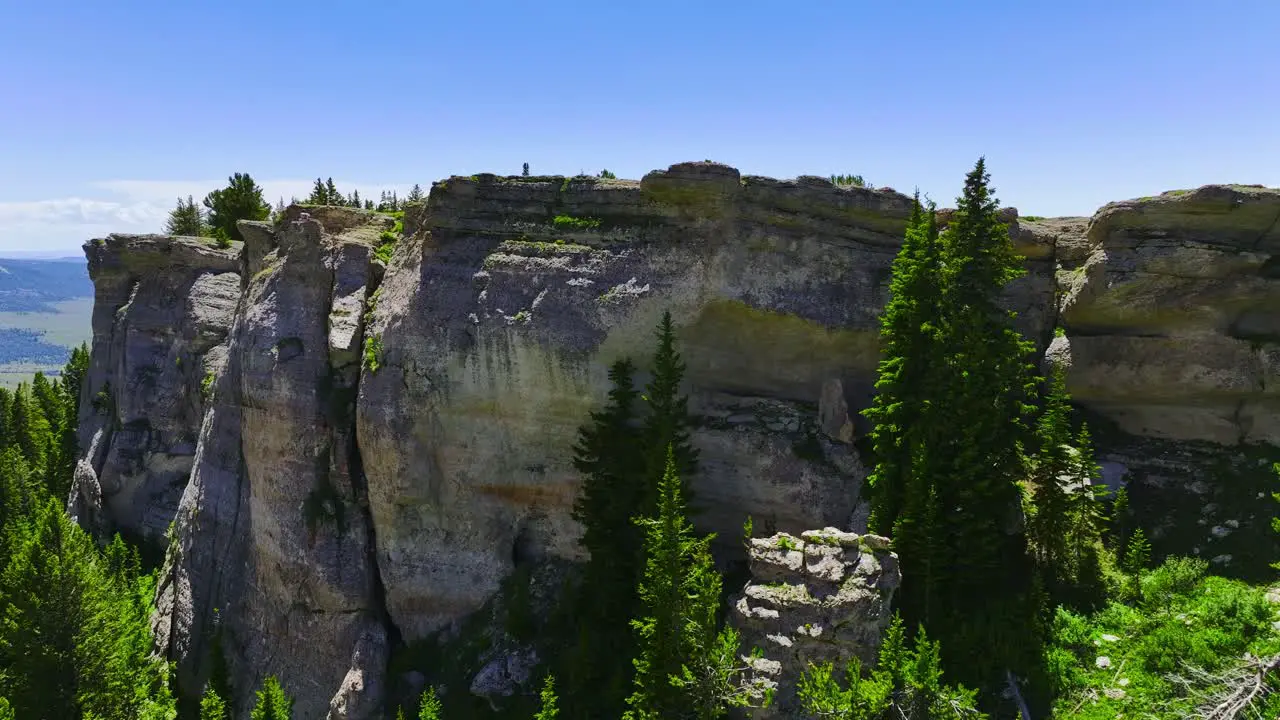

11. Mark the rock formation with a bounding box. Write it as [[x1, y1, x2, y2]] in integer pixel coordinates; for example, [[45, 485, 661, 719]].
[[70, 162, 1278, 717], [731, 528, 900, 718]]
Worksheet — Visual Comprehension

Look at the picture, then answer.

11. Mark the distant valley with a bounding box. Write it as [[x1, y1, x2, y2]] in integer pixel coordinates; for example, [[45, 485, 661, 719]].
[[0, 256, 93, 387]]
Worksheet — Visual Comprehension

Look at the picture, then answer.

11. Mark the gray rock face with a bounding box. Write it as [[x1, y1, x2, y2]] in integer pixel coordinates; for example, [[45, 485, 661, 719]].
[[355, 163, 1054, 641], [1059, 185, 1280, 445], [71, 234, 240, 545], [730, 528, 901, 717], [72, 164, 1278, 716], [152, 213, 388, 719]]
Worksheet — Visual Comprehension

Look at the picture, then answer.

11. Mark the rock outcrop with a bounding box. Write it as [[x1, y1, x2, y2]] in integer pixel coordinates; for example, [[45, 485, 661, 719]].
[[731, 528, 901, 717], [71, 162, 1278, 717]]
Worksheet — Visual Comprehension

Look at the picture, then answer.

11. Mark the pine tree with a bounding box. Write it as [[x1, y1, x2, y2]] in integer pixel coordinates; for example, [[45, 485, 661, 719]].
[[203, 173, 270, 244], [351, 189, 362, 208], [1123, 527, 1151, 601], [165, 195, 207, 236], [535, 675, 560, 720], [250, 675, 292, 720], [417, 686, 442, 720], [200, 684, 228, 719], [865, 159, 1040, 693], [407, 183, 425, 202], [864, 193, 942, 535], [1027, 365, 1074, 595], [324, 178, 341, 206], [566, 359, 644, 716], [1111, 485, 1131, 558], [0, 696, 11, 720], [523, 162, 530, 176], [641, 311, 698, 501], [624, 448, 727, 720], [308, 179, 328, 205]]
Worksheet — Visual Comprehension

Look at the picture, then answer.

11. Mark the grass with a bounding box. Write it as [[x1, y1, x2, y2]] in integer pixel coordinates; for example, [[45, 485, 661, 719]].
[[551, 214, 601, 231], [1047, 556, 1280, 719]]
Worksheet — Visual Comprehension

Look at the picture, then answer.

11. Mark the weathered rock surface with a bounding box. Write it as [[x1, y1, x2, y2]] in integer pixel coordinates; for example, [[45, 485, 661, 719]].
[[355, 163, 1054, 640], [71, 163, 1278, 716], [730, 528, 901, 717], [151, 211, 389, 719], [1059, 185, 1280, 445], [70, 234, 240, 546]]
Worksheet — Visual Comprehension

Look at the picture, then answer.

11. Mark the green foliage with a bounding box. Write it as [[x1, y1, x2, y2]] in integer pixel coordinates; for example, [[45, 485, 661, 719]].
[[201, 371, 215, 402], [250, 675, 293, 720], [363, 334, 383, 372], [1022, 215, 1046, 222], [1047, 559, 1280, 719], [551, 214, 601, 230], [200, 684, 229, 720], [599, 169, 617, 179], [829, 174, 869, 188], [203, 172, 270, 243], [797, 614, 985, 719], [535, 675, 560, 720], [165, 195, 207, 237], [523, 162, 530, 177], [0, 696, 11, 720], [418, 686, 443, 720], [864, 160, 1043, 693], [624, 448, 748, 720], [642, 311, 699, 500], [1122, 528, 1152, 601]]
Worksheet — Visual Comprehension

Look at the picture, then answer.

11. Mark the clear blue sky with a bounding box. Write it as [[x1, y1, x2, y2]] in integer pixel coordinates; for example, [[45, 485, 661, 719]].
[[1, 0, 1277, 253]]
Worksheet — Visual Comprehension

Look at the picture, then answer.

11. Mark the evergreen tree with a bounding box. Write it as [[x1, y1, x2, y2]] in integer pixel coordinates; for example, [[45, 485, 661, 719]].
[[865, 159, 1040, 693], [250, 675, 292, 720], [203, 173, 270, 243], [351, 188, 362, 208], [165, 195, 207, 236], [1111, 485, 1130, 558], [523, 162, 530, 176], [566, 359, 644, 717], [624, 448, 740, 720], [324, 178, 341, 206], [8, 383, 50, 476], [0, 696, 11, 720], [535, 675, 560, 720], [308, 179, 328, 205], [864, 193, 942, 535], [200, 684, 229, 720], [641, 311, 698, 500], [1027, 365, 1074, 595], [407, 183, 425, 202], [1123, 527, 1151, 601], [1065, 423, 1108, 608], [417, 686, 442, 720]]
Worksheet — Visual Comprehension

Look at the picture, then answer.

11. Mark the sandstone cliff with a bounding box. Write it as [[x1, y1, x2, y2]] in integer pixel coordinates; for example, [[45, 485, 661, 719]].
[[72, 163, 1279, 717]]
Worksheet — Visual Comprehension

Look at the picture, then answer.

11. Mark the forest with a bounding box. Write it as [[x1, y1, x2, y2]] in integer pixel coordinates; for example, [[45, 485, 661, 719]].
[[1, 159, 1277, 719]]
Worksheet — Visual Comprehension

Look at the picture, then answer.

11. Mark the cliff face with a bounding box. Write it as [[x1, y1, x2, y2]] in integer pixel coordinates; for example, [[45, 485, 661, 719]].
[[72, 163, 1279, 718]]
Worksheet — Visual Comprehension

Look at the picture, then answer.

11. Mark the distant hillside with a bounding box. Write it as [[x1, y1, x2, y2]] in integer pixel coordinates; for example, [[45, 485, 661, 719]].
[[0, 256, 93, 387], [0, 257, 93, 311]]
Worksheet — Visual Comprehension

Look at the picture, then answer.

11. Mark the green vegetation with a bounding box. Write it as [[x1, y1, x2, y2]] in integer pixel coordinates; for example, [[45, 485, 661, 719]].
[[165, 194, 207, 236], [535, 676, 560, 720], [250, 675, 293, 720], [363, 334, 383, 372], [375, 217, 405, 264], [1022, 215, 1047, 222], [203, 172, 271, 244], [552, 214, 601, 230], [599, 169, 617, 179], [830, 173, 870, 188], [798, 615, 983, 719], [201, 371, 215, 402]]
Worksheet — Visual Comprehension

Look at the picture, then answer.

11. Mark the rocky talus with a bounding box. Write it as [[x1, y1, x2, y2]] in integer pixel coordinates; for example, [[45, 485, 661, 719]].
[[731, 528, 900, 718], [70, 163, 1279, 717]]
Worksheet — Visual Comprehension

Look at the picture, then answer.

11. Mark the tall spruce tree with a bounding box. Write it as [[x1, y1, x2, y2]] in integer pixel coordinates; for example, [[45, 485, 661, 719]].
[[200, 684, 229, 720], [417, 686, 443, 720], [642, 311, 699, 500], [864, 193, 942, 535], [1027, 365, 1074, 595], [165, 195, 207, 236], [866, 159, 1040, 694], [624, 448, 742, 720], [203, 173, 270, 243], [535, 675, 560, 720], [407, 183, 425, 202], [566, 359, 644, 717], [250, 675, 293, 720]]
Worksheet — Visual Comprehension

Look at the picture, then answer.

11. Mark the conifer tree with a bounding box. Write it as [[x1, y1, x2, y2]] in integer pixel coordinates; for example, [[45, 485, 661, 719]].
[[641, 311, 698, 501], [308, 179, 328, 205], [523, 162, 530, 176], [250, 675, 292, 720], [864, 193, 942, 535], [1111, 485, 1131, 558], [0, 696, 11, 720], [865, 159, 1040, 693], [535, 675, 559, 720], [203, 173, 270, 243], [324, 178, 341, 206], [200, 684, 228, 719], [407, 183, 425, 202], [567, 359, 644, 716], [1027, 365, 1074, 594], [624, 448, 738, 720], [417, 686, 443, 720], [1123, 527, 1151, 601], [166, 195, 207, 236]]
